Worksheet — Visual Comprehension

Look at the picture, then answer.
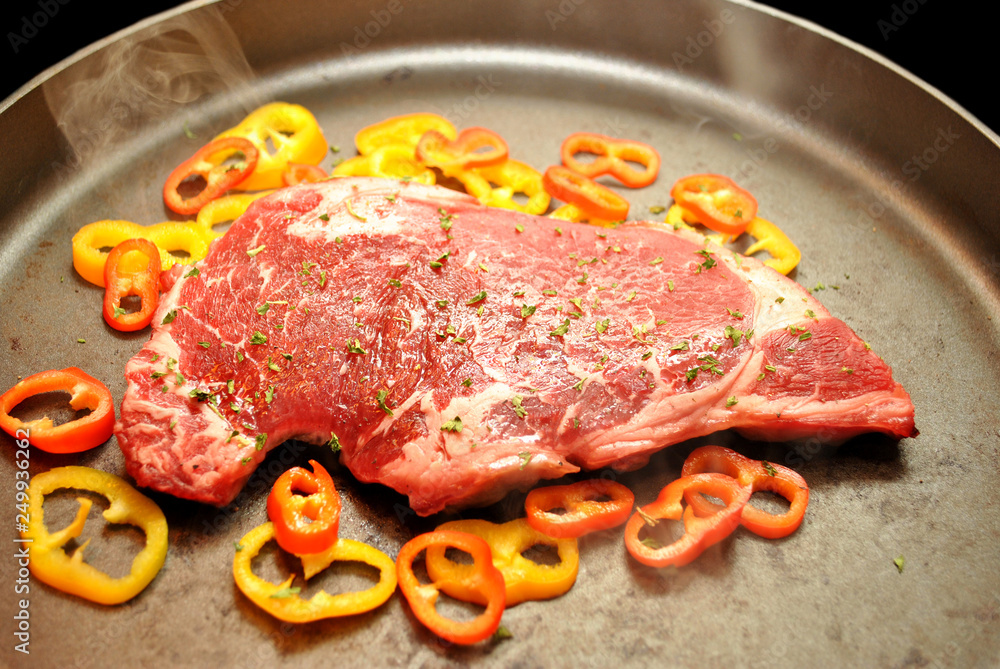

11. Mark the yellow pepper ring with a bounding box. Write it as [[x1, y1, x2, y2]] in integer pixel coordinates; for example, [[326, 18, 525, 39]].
[[233, 522, 397, 623], [332, 145, 436, 185], [195, 191, 274, 235], [354, 112, 457, 155], [426, 517, 579, 606], [72, 219, 217, 287], [548, 203, 618, 228], [21, 466, 168, 605], [214, 102, 328, 192], [452, 159, 551, 216], [743, 216, 802, 275]]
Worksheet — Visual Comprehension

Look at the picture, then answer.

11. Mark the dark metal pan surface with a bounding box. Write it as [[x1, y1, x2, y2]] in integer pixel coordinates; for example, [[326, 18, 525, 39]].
[[1, 1, 998, 667]]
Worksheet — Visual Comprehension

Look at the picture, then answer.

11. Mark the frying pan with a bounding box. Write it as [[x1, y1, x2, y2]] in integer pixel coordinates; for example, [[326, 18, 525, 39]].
[[2, 1, 998, 667]]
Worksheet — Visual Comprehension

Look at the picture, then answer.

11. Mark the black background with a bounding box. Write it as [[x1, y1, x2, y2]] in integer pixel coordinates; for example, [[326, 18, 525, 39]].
[[1, 1, 995, 133]]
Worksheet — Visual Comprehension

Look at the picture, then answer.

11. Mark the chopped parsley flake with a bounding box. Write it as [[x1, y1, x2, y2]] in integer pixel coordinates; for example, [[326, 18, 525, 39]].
[[269, 586, 301, 599], [511, 395, 527, 419], [466, 291, 487, 305], [441, 416, 463, 433], [520, 304, 537, 318], [726, 395, 739, 408], [162, 310, 178, 325], [518, 452, 532, 469], [596, 318, 610, 334], [197, 341, 211, 349], [184, 267, 200, 278], [256, 303, 270, 315], [461, 378, 473, 387], [649, 256, 663, 266], [255, 433, 267, 451], [893, 556, 905, 573], [327, 432, 341, 453], [347, 339, 366, 355], [249, 331, 268, 345], [388, 278, 402, 288], [762, 461, 777, 476], [246, 245, 266, 257], [549, 319, 570, 337], [375, 390, 394, 416], [346, 199, 367, 221]]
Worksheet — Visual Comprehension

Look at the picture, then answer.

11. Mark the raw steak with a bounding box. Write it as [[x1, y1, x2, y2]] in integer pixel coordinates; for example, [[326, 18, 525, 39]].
[[115, 177, 916, 514]]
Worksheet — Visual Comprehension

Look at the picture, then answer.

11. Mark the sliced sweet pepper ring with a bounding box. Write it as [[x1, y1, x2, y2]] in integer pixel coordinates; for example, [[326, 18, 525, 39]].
[[560, 132, 661, 188], [670, 173, 757, 236], [194, 191, 273, 235], [163, 136, 259, 215], [427, 517, 578, 605], [548, 203, 618, 229], [354, 112, 457, 155], [624, 472, 750, 568], [21, 466, 168, 604], [332, 144, 436, 184], [543, 165, 629, 221], [282, 162, 329, 186], [452, 159, 551, 215], [396, 530, 505, 645], [233, 522, 397, 623], [213, 102, 328, 191], [681, 445, 809, 539], [72, 219, 218, 288], [525, 479, 635, 538], [266, 459, 341, 555], [0, 367, 114, 453], [415, 127, 509, 171], [102, 238, 161, 332], [741, 216, 802, 276]]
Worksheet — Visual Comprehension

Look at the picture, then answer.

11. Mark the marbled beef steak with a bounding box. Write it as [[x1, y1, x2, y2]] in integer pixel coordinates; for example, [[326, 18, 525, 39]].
[[114, 177, 916, 514]]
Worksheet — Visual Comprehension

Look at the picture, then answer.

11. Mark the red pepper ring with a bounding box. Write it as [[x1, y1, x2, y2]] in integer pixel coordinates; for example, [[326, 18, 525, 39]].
[[542, 165, 630, 221], [266, 459, 341, 555], [163, 136, 259, 216], [525, 479, 635, 538], [396, 530, 506, 645], [0, 368, 115, 453], [560, 132, 661, 188], [624, 473, 750, 568], [669, 173, 757, 236], [681, 445, 810, 539], [282, 162, 328, 186], [102, 238, 161, 332], [415, 127, 509, 171]]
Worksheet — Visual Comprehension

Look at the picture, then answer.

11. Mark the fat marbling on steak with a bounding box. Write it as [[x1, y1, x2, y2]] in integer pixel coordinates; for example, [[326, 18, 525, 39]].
[[115, 177, 916, 514]]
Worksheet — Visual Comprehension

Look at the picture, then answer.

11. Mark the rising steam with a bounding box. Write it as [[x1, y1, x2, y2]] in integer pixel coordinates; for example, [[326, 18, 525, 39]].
[[42, 7, 259, 170]]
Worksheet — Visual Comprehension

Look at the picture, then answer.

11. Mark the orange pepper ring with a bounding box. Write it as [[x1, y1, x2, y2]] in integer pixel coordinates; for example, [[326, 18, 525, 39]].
[[0, 367, 115, 453], [163, 136, 259, 215], [102, 238, 161, 332], [624, 472, 750, 568], [560, 132, 661, 188], [266, 459, 341, 556], [681, 445, 809, 539], [542, 165, 629, 221], [396, 530, 505, 645], [524, 479, 635, 538]]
